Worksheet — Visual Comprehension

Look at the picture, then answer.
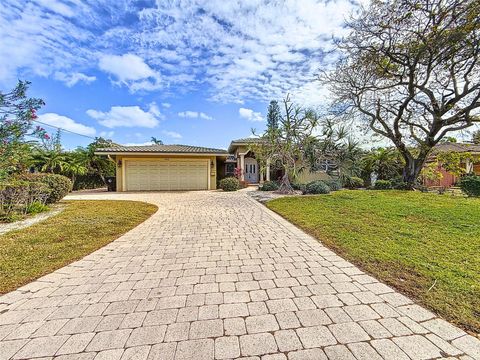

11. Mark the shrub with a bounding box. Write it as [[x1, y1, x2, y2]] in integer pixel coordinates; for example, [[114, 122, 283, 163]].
[[373, 180, 392, 190], [73, 174, 105, 190], [323, 179, 342, 191], [260, 181, 279, 191], [391, 176, 411, 190], [344, 177, 364, 189], [305, 180, 331, 194], [292, 182, 307, 193], [219, 177, 240, 192], [40, 174, 73, 203], [459, 175, 480, 197], [0, 181, 30, 219]]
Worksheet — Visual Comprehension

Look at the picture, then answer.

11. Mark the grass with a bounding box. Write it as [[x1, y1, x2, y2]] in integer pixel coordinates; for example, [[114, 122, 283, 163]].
[[0, 200, 157, 294], [267, 190, 480, 334]]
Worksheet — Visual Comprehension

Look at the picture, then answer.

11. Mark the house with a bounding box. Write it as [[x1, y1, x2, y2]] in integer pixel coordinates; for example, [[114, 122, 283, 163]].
[[96, 138, 330, 191], [423, 142, 480, 188]]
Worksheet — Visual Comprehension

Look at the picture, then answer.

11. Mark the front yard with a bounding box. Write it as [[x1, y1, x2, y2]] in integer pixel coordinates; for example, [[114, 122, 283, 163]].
[[0, 200, 157, 294], [267, 190, 480, 334]]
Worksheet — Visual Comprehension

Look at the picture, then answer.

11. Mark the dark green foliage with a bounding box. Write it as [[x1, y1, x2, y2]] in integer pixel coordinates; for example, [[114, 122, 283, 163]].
[[291, 183, 307, 193], [219, 177, 240, 192], [73, 174, 105, 190], [305, 180, 331, 194], [39, 174, 72, 203], [459, 175, 480, 197], [391, 177, 411, 190], [266, 100, 280, 131], [259, 181, 279, 191], [323, 179, 342, 191], [344, 176, 364, 189], [373, 180, 392, 190]]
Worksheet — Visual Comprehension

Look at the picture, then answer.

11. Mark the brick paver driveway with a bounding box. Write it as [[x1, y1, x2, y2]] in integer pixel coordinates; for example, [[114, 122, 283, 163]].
[[1, 191, 479, 360]]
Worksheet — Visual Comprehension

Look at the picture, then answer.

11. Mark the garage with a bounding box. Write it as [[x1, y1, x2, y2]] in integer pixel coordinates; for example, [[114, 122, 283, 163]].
[[125, 159, 209, 191]]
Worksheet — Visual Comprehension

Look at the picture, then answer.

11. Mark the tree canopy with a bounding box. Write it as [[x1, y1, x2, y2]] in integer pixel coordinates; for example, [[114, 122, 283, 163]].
[[323, 0, 480, 186]]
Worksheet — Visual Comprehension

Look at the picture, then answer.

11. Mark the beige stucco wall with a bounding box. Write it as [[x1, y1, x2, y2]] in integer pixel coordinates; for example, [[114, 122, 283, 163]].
[[114, 154, 218, 191], [296, 170, 331, 184]]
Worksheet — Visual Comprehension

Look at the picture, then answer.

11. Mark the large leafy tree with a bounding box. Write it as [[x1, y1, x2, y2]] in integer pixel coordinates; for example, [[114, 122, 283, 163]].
[[0, 81, 45, 179], [323, 0, 480, 187]]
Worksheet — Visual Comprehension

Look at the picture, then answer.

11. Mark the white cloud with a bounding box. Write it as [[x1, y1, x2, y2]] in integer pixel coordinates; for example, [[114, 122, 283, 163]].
[[37, 113, 96, 136], [239, 108, 264, 122], [162, 130, 182, 139], [0, 0, 363, 104], [86, 105, 161, 129], [178, 111, 214, 120], [162, 102, 171, 108], [54, 71, 96, 87], [98, 53, 161, 92]]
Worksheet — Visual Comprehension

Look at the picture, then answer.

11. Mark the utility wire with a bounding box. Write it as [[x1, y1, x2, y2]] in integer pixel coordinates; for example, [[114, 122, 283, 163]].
[[32, 119, 97, 141]]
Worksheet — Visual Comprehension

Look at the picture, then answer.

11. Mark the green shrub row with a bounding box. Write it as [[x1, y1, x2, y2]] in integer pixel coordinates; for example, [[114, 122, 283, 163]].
[[459, 175, 480, 197], [1, 173, 72, 222]]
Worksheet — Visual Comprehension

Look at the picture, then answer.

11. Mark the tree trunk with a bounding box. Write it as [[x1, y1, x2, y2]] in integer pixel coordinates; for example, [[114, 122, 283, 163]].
[[276, 173, 295, 194], [402, 155, 427, 188]]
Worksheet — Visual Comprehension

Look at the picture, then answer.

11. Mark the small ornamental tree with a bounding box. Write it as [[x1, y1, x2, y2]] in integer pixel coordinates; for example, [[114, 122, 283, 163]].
[[0, 81, 45, 179], [253, 95, 319, 194]]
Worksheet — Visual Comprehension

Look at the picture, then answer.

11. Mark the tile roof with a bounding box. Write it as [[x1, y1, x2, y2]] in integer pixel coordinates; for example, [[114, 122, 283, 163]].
[[95, 144, 228, 154], [432, 142, 480, 154]]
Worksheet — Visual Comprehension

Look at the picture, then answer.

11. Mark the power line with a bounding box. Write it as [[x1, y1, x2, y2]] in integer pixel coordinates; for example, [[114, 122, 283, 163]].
[[32, 119, 97, 141]]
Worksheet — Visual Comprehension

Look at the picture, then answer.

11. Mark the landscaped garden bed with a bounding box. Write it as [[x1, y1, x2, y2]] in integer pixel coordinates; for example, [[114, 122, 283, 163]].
[[267, 190, 480, 334], [0, 200, 157, 294]]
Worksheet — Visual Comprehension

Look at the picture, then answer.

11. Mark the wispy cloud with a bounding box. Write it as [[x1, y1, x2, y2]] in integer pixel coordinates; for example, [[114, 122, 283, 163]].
[[1, 0, 362, 105], [239, 108, 263, 122], [37, 113, 96, 136], [87, 105, 162, 129], [162, 130, 182, 139], [178, 111, 214, 120], [54, 72, 96, 87]]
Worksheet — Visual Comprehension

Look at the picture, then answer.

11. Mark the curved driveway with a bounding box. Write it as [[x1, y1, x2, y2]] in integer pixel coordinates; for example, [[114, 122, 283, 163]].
[[0, 191, 479, 360]]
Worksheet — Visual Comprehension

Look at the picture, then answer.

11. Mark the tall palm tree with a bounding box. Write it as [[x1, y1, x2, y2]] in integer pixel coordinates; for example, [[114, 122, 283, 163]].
[[63, 151, 89, 184]]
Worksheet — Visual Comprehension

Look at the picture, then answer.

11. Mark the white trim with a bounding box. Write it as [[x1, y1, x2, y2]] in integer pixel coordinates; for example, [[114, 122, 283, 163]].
[[96, 151, 227, 157]]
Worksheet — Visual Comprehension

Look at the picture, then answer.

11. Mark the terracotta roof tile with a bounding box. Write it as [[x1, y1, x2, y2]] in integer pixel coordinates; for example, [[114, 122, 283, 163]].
[[95, 144, 228, 154]]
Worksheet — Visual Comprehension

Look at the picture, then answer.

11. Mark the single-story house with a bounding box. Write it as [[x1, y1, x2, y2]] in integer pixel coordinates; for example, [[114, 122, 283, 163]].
[[96, 138, 330, 191], [423, 142, 480, 188]]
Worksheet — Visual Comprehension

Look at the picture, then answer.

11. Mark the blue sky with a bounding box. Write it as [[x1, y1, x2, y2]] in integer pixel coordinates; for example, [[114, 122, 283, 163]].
[[0, 0, 364, 150]]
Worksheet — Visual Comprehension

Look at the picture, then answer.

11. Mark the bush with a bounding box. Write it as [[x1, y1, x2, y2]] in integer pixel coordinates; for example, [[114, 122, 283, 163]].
[[0, 181, 50, 221], [305, 180, 331, 194], [459, 175, 480, 197], [73, 174, 105, 190], [39, 174, 73, 203], [344, 177, 364, 189], [260, 181, 279, 191], [219, 177, 240, 192], [373, 180, 392, 190], [292, 182, 307, 193], [323, 179, 342, 191]]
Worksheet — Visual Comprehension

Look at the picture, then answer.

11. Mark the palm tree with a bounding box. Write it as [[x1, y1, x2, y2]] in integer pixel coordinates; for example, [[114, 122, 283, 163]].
[[361, 148, 403, 181], [63, 151, 89, 184], [31, 149, 67, 173]]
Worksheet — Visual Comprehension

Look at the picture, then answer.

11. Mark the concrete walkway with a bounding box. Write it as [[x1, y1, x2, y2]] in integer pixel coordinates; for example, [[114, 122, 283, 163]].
[[0, 191, 478, 360]]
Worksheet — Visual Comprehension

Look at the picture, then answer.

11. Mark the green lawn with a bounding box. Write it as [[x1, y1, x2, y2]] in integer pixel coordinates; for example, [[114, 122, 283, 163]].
[[0, 200, 157, 294], [267, 190, 480, 334]]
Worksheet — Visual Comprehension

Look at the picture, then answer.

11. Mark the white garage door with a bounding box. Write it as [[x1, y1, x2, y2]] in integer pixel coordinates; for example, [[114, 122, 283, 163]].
[[125, 159, 209, 191]]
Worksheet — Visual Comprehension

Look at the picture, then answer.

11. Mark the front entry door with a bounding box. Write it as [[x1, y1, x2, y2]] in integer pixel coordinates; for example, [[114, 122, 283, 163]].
[[244, 158, 259, 183]]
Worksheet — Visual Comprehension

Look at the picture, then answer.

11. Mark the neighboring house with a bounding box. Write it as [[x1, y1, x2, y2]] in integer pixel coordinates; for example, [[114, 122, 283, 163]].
[[96, 138, 330, 192], [423, 142, 480, 188]]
